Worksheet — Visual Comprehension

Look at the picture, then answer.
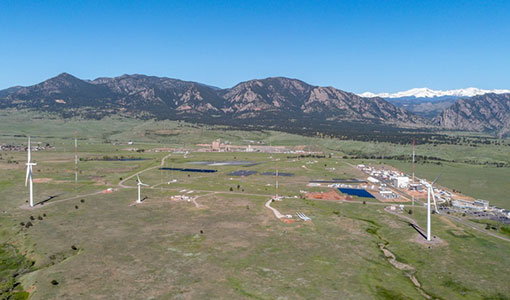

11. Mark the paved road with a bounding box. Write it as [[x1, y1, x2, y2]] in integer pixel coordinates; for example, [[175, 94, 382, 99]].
[[265, 198, 285, 219]]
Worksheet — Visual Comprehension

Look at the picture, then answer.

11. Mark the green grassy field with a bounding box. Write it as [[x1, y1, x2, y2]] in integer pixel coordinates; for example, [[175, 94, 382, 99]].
[[1, 111, 509, 299]]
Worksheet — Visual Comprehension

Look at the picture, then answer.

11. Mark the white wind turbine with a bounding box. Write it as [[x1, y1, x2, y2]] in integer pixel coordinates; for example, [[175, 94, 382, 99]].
[[421, 174, 441, 241], [25, 137, 37, 207], [136, 175, 149, 203]]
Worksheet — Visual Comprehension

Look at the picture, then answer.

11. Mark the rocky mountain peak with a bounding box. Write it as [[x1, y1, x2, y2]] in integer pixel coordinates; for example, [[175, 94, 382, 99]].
[[435, 93, 510, 136], [0, 73, 424, 126]]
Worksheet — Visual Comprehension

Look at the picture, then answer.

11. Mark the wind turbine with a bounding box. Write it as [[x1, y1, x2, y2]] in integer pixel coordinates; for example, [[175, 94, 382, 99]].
[[422, 174, 441, 241], [25, 137, 37, 207], [136, 175, 149, 203]]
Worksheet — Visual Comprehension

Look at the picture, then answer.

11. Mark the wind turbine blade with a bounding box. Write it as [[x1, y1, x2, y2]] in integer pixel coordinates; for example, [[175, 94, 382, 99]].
[[25, 167, 30, 186], [431, 189, 440, 214], [136, 175, 141, 183], [432, 174, 442, 185]]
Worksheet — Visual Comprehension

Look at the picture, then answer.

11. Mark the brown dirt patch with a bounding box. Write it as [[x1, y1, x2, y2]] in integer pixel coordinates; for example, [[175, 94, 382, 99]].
[[305, 189, 350, 201], [408, 190, 427, 199], [412, 233, 447, 247], [452, 194, 475, 201], [33, 178, 52, 183]]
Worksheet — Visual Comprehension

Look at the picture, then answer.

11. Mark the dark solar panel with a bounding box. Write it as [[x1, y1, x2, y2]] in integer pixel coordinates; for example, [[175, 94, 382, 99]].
[[338, 188, 375, 198], [159, 167, 217, 173], [228, 170, 258, 176]]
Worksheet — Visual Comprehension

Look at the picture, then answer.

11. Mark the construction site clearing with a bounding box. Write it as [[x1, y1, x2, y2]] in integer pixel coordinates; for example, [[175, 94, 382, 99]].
[[306, 181, 410, 203], [305, 190, 352, 201]]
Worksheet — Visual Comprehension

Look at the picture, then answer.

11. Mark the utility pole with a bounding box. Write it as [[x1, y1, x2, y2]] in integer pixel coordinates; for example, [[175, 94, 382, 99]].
[[74, 131, 78, 187], [412, 137, 415, 184]]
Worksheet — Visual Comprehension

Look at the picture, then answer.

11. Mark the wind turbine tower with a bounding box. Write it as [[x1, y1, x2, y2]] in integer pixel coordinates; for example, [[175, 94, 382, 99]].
[[136, 175, 149, 203], [25, 137, 37, 207], [423, 174, 441, 241], [426, 184, 432, 241]]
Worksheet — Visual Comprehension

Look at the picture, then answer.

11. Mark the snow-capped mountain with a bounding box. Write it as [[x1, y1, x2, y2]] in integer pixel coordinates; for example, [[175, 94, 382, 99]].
[[359, 87, 510, 99]]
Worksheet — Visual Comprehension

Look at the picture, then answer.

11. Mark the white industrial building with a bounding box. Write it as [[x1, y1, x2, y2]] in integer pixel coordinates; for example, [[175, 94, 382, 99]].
[[474, 199, 490, 210], [367, 176, 380, 183], [452, 199, 485, 211], [380, 190, 397, 199], [392, 176, 409, 188]]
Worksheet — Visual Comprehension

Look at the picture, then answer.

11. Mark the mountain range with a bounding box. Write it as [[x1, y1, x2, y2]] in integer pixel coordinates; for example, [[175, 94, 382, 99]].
[[0, 73, 421, 125], [359, 87, 510, 120], [435, 93, 510, 137], [1, 73, 510, 137], [359, 87, 510, 99]]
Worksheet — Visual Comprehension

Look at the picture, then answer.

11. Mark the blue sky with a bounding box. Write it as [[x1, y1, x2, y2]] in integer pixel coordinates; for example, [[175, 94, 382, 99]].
[[1, 0, 509, 93]]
